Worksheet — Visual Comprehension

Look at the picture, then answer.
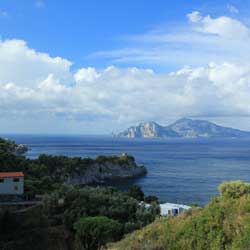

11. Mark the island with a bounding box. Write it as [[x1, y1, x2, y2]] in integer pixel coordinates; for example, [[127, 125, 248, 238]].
[[116, 118, 250, 138]]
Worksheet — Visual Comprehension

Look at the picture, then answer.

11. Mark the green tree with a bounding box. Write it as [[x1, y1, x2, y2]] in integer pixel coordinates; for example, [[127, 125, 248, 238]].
[[219, 180, 250, 199], [127, 185, 144, 201], [74, 216, 122, 250], [144, 195, 159, 204]]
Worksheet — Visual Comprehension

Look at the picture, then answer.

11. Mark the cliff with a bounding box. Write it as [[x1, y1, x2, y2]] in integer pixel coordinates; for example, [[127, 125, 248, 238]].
[[67, 154, 147, 185], [116, 121, 179, 138], [0, 136, 146, 194], [116, 118, 250, 139]]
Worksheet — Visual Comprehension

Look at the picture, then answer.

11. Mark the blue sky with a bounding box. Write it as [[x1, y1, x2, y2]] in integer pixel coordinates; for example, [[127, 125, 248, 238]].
[[1, 0, 250, 133], [1, 0, 248, 70]]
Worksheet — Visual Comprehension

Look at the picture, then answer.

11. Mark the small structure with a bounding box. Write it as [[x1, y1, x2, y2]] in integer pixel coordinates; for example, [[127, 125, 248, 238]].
[[0, 172, 24, 195], [160, 203, 191, 216]]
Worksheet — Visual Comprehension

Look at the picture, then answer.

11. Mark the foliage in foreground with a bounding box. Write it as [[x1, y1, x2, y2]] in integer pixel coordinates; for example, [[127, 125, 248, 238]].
[[48, 185, 160, 234], [74, 216, 122, 250], [112, 180, 250, 250], [0, 138, 159, 250], [0, 185, 159, 250]]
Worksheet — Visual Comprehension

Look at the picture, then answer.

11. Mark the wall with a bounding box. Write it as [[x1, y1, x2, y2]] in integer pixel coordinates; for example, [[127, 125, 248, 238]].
[[0, 177, 24, 195]]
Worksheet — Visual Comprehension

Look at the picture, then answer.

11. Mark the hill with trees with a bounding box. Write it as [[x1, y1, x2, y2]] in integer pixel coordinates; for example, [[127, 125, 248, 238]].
[[0, 138, 146, 196], [0, 137, 157, 250], [112, 180, 250, 250]]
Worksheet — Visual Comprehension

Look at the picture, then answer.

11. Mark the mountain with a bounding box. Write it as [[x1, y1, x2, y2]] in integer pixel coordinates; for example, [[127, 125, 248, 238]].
[[116, 118, 250, 138], [116, 121, 179, 138]]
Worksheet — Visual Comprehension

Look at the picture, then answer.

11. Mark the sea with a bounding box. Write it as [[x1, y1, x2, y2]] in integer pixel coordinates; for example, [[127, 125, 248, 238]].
[[3, 134, 250, 206]]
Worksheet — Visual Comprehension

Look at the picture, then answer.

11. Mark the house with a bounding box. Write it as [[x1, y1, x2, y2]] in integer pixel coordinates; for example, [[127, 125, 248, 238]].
[[141, 201, 191, 217], [160, 203, 191, 216], [0, 172, 24, 195]]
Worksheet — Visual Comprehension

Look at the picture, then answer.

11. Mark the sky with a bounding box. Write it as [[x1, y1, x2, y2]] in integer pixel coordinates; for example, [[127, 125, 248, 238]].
[[1, 0, 250, 134]]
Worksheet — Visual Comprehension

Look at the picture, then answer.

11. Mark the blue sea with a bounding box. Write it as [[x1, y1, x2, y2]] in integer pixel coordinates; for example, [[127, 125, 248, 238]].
[[3, 134, 250, 206]]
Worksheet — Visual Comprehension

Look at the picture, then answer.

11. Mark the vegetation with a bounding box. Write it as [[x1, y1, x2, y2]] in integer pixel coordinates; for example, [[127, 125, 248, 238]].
[[0, 207, 49, 250], [0, 137, 158, 250], [127, 185, 145, 201], [114, 180, 250, 250], [0, 138, 143, 196], [0, 138, 17, 153], [74, 216, 122, 250], [49, 185, 160, 233], [0, 185, 159, 250]]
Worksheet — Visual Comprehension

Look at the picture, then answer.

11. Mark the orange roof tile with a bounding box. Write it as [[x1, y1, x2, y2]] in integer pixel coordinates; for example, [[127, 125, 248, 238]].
[[0, 172, 24, 178]]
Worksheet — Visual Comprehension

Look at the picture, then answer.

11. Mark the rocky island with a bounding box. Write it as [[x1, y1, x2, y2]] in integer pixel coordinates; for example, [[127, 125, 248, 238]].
[[116, 118, 250, 139]]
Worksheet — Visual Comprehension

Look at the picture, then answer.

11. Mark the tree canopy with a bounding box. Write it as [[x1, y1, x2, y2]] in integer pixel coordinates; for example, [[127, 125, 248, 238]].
[[74, 216, 122, 250]]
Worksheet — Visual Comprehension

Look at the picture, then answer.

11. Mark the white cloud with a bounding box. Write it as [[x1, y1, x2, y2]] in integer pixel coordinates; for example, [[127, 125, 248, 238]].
[[188, 11, 250, 39], [1, 38, 250, 132], [227, 4, 239, 14], [0, 39, 72, 87], [2, 7, 250, 132], [91, 11, 250, 68], [187, 11, 202, 23], [74, 67, 100, 83]]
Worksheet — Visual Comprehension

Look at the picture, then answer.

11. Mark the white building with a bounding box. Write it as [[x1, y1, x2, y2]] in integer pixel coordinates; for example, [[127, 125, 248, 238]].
[[160, 203, 191, 216], [0, 172, 24, 195]]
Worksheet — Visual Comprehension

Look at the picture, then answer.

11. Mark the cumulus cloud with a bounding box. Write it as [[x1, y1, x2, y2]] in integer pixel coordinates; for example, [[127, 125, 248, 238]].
[[2, 7, 250, 132], [0, 39, 72, 87], [74, 67, 100, 83], [1, 38, 250, 131], [187, 11, 250, 39]]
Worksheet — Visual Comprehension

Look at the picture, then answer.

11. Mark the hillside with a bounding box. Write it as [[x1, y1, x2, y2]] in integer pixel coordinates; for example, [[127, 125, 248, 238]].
[[0, 138, 146, 194], [116, 118, 250, 138], [116, 121, 179, 138], [0, 138, 152, 250], [111, 180, 250, 250]]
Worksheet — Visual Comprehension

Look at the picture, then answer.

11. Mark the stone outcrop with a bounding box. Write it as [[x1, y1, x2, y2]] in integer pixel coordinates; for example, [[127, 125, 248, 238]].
[[68, 154, 147, 185], [13, 144, 28, 155]]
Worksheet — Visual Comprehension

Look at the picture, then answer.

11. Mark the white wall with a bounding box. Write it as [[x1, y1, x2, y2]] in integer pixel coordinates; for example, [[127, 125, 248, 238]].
[[0, 177, 24, 195]]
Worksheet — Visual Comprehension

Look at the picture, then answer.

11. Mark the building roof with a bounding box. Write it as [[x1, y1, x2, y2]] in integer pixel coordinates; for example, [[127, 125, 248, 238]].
[[0, 172, 24, 178]]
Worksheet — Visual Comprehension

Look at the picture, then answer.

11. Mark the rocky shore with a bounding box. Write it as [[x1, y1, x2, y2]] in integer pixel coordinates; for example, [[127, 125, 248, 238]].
[[0, 138, 28, 155], [68, 154, 147, 185], [13, 144, 28, 155]]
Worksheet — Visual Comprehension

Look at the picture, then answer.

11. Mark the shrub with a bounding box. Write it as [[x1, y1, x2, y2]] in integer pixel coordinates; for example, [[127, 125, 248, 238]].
[[127, 185, 144, 201], [74, 216, 122, 250], [219, 180, 250, 199]]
